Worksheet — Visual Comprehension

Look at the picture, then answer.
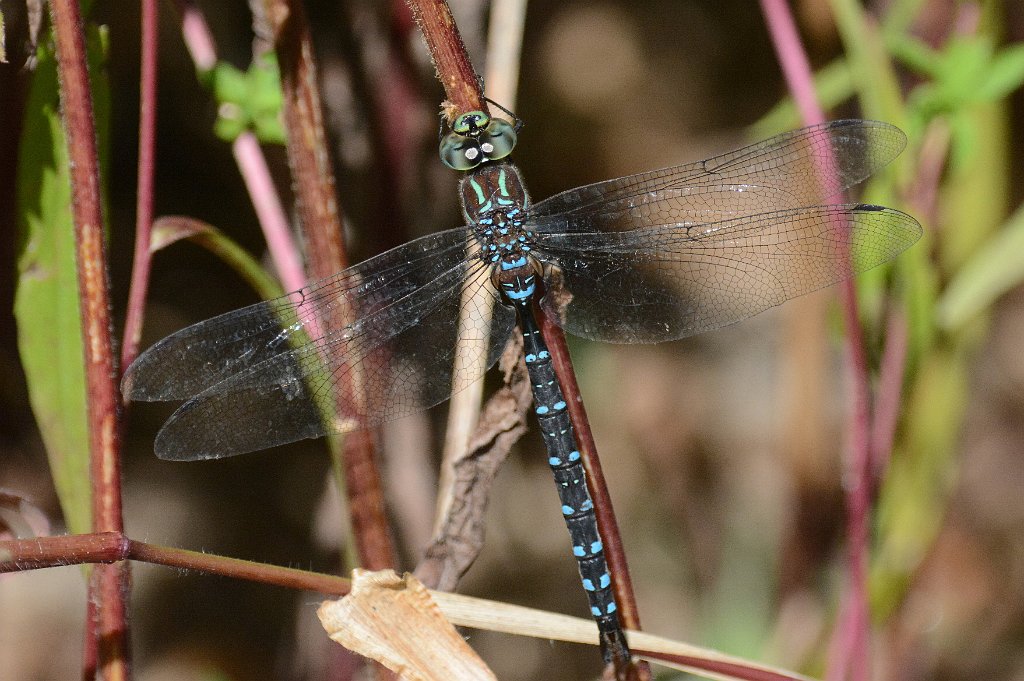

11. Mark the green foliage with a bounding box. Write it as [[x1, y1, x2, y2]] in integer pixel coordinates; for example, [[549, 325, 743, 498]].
[[937, 202, 1024, 330], [207, 53, 286, 143], [897, 35, 1024, 166], [14, 26, 110, 536], [150, 216, 285, 301], [750, 0, 1024, 649]]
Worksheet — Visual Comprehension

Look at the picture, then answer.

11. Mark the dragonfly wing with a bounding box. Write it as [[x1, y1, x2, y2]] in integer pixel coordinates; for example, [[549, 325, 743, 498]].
[[123, 228, 476, 401], [529, 120, 907, 226], [534, 204, 921, 344], [124, 229, 515, 460], [153, 260, 514, 460]]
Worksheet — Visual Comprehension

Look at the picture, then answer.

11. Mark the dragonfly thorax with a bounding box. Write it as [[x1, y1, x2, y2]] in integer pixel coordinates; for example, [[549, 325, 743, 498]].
[[459, 163, 540, 302]]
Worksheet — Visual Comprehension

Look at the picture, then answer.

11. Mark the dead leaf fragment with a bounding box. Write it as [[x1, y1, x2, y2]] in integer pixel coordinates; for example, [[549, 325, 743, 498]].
[[318, 569, 496, 681], [0, 489, 50, 540]]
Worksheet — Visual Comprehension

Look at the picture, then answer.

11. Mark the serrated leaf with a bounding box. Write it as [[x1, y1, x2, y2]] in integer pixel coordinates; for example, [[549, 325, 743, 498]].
[[14, 28, 110, 536]]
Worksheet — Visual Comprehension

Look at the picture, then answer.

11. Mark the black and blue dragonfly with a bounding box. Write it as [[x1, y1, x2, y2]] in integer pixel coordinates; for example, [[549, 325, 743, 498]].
[[123, 116, 921, 662]]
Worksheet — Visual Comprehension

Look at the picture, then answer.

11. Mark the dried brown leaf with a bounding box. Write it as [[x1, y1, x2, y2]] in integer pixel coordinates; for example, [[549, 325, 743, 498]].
[[318, 569, 496, 681], [0, 489, 50, 540], [415, 336, 530, 590]]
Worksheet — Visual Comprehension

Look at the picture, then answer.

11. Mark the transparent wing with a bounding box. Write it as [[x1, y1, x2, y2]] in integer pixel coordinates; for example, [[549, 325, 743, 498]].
[[529, 120, 907, 226], [534, 204, 921, 344], [124, 229, 472, 400], [123, 229, 515, 460]]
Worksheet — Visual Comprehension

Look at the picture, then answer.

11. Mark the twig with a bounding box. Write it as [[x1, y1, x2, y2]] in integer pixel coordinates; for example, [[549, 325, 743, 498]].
[[49, 0, 131, 678], [120, 0, 159, 373], [0, 533, 352, 594], [405, 0, 484, 114], [262, 0, 397, 573], [538, 306, 645, 643]]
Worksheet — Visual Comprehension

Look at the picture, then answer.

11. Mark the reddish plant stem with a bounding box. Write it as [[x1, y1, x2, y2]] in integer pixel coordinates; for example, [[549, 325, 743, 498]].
[[263, 0, 397, 573], [759, 3, 874, 680], [128, 539, 351, 594], [120, 0, 159, 374], [49, 1, 131, 679], [82, 588, 98, 681], [0, 533, 351, 595], [405, 0, 485, 114], [870, 308, 908, 481], [635, 651, 809, 681], [1, 532, 128, 569], [264, 0, 347, 279], [232, 132, 309, 293], [340, 429, 397, 569]]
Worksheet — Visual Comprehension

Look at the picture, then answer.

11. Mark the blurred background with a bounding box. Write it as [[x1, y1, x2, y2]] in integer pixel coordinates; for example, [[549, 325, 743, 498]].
[[2, 0, 1024, 679]]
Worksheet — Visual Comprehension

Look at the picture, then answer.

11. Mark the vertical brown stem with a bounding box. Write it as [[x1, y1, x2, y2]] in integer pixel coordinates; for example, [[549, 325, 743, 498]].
[[262, 0, 396, 573], [49, 0, 131, 678], [405, 0, 485, 114]]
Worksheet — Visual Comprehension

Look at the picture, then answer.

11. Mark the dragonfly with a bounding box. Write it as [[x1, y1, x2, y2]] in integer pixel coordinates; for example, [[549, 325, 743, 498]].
[[123, 116, 921, 663]]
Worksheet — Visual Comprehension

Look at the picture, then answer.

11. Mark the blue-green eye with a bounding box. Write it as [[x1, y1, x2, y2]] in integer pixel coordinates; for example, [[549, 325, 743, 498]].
[[440, 132, 484, 170], [479, 118, 517, 162]]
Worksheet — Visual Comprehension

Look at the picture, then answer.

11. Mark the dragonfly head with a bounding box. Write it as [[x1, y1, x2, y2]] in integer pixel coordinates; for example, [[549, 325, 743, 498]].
[[440, 110, 518, 171]]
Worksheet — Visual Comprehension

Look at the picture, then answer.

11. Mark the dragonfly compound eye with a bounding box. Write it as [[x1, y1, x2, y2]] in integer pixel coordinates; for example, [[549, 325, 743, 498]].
[[439, 133, 484, 171]]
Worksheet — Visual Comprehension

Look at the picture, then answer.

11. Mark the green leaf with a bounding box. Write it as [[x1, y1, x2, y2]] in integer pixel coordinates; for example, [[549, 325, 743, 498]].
[[209, 61, 248, 103], [150, 216, 284, 301], [209, 54, 284, 144], [934, 38, 991, 103], [14, 27, 110, 536], [936, 201, 1024, 330], [888, 34, 938, 76], [831, 0, 906, 123], [975, 44, 1024, 103]]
